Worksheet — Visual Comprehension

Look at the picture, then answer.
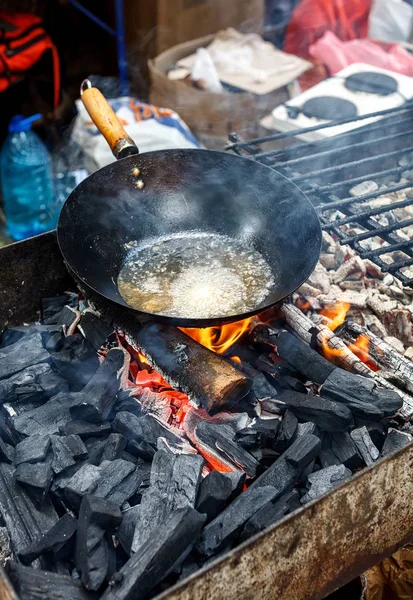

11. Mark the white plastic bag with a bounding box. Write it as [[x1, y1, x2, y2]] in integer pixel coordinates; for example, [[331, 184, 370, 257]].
[[368, 0, 413, 43], [191, 48, 223, 93]]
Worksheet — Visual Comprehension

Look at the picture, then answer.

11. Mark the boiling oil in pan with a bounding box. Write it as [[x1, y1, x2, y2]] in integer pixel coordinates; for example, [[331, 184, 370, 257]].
[[118, 232, 275, 319]]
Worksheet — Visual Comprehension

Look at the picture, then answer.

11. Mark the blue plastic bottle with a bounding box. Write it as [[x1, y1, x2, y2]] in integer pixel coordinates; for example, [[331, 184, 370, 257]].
[[1, 114, 56, 240]]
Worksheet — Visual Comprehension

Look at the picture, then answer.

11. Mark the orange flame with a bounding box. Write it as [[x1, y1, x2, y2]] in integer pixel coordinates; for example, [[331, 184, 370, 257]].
[[230, 356, 242, 364], [348, 334, 379, 371], [180, 317, 254, 354], [320, 302, 350, 332]]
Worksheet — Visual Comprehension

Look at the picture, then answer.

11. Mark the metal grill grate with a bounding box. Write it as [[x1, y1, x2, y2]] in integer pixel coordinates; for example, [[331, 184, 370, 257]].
[[227, 103, 413, 286]]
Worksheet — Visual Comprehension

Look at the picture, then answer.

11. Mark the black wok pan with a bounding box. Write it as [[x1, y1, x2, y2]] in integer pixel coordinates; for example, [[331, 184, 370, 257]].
[[57, 81, 322, 328]]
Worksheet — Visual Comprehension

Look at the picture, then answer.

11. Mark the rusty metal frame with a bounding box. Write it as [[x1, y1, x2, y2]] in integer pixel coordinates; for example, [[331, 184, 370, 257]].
[[1, 233, 413, 599]]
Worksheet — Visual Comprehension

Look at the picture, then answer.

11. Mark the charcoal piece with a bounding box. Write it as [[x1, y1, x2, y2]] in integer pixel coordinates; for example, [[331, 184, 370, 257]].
[[15, 461, 54, 505], [249, 447, 279, 466], [279, 390, 354, 432], [85, 438, 109, 465], [301, 464, 352, 504], [45, 330, 65, 352], [0, 333, 50, 380], [10, 563, 98, 600], [70, 348, 129, 422], [58, 306, 81, 333], [113, 393, 142, 418], [197, 485, 278, 557], [13, 392, 72, 437], [93, 459, 141, 506], [61, 420, 111, 438], [131, 451, 204, 553], [350, 427, 380, 467], [0, 463, 58, 554], [251, 372, 278, 401], [0, 437, 14, 463], [0, 363, 65, 405], [239, 500, 285, 542], [64, 464, 103, 510], [320, 391, 383, 421], [195, 422, 259, 477], [117, 505, 140, 555], [196, 471, 234, 522], [51, 435, 76, 474], [101, 434, 127, 463], [296, 422, 318, 438], [319, 434, 341, 469], [50, 334, 99, 391], [126, 439, 155, 461], [270, 329, 335, 383], [274, 410, 298, 453], [355, 420, 386, 451], [381, 428, 413, 457], [251, 434, 321, 495], [78, 311, 114, 352], [15, 434, 50, 465], [64, 434, 88, 459], [179, 556, 200, 581], [0, 326, 26, 347], [330, 432, 363, 471], [321, 370, 403, 418], [235, 419, 281, 450], [113, 412, 181, 448], [280, 375, 308, 394], [18, 513, 77, 565], [101, 506, 205, 600], [76, 495, 122, 591], [41, 293, 79, 324]]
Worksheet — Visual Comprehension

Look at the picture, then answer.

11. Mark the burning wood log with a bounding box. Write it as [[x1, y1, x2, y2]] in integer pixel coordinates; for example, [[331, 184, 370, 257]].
[[279, 304, 413, 419], [343, 321, 413, 394], [134, 324, 252, 413]]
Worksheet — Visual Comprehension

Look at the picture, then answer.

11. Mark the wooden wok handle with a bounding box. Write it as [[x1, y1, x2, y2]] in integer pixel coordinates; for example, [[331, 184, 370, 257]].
[[80, 79, 139, 160]]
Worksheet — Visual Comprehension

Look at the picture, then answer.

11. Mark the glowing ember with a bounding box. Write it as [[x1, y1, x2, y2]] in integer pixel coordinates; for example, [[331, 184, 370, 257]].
[[181, 317, 254, 354], [349, 334, 379, 371]]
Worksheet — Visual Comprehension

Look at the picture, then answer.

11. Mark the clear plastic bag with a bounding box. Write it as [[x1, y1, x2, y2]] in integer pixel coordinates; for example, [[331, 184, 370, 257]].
[[368, 0, 413, 43]]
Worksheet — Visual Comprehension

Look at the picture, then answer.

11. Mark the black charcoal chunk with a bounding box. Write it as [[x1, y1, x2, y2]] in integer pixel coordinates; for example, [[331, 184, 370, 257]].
[[117, 505, 140, 555], [195, 422, 259, 477], [76, 495, 122, 591], [239, 500, 285, 542], [85, 438, 107, 465], [196, 471, 233, 522], [251, 434, 321, 496], [249, 447, 279, 466], [18, 513, 77, 565], [131, 451, 204, 553], [251, 373, 278, 401], [101, 507, 205, 600], [78, 311, 114, 352], [197, 485, 278, 557], [318, 434, 341, 469], [125, 439, 154, 461], [65, 464, 103, 510], [58, 305, 80, 332], [274, 410, 298, 452], [50, 334, 99, 391], [93, 459, 141, 506], [279, 390, 354, 432], [0, 363, 68, 405], [221, 471, 246, 499], [381, 428, 413, 457], [321, 369, 403, 419], [51, 435, 76, 474], [296, 421, 319, 438], [15, 461, 54, 505], [10, 562, 98, 600], [330, 432, 363, 471], [0, 463, 58, 554], [0, 333, 50, 380], [15, 434, 50, 465], [301, 464, 352, 504], [64, 434, 88, 458], [113, 412, 181, 449], [275, 331, 335, 383], [0, 438, 14, 463], [101, 434, 127, 463], [61, 420, 111, 438], [70, 348, 128, 422], [350, 427, 380, 466], [41, 293, 79, 324], [235, 419, 281, 451], [13, 392, 72, 437]]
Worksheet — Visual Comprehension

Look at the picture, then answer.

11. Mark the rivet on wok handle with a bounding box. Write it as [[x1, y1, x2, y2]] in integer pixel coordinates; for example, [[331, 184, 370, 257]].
[[80, 79, 139, 160]]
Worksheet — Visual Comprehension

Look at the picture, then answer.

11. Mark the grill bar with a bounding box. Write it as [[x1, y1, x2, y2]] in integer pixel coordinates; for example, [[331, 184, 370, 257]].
[[228, 102, 413, 286]]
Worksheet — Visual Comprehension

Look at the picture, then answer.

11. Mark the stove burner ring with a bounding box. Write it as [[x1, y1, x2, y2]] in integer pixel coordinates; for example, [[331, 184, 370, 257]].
[[344, 72, 398, 96], [301, 96, 358, 121]]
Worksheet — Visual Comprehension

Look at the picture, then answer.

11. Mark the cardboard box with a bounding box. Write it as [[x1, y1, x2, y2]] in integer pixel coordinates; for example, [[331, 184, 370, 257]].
[[149, 35, 290, 142], [124, 0, 264, 90]]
